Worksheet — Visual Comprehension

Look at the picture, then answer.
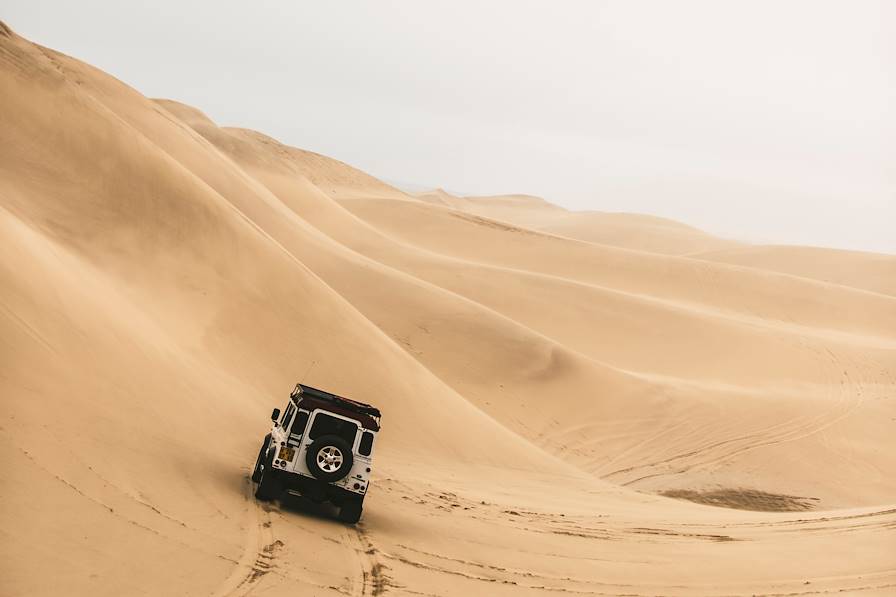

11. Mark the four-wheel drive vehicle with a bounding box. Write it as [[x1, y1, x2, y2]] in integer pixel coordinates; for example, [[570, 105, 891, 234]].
[[251, 383, 381, 524]]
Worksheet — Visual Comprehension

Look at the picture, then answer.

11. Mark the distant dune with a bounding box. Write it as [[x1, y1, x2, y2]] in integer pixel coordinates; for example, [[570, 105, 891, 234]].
[[2, 22, 895, 597], [417, 190, 738, 255], [695, 244, 896, 297]]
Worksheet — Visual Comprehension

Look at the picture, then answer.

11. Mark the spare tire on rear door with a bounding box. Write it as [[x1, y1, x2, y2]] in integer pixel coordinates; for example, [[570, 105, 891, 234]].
[[306, 435, 353, 482]]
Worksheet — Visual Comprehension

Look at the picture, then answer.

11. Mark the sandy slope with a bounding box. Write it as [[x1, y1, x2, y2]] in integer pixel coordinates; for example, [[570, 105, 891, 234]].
[[418, 189, 896, 295], [2, 23, 895, 596], [694, 245, 896, 298], [416, 189, 738, 255]]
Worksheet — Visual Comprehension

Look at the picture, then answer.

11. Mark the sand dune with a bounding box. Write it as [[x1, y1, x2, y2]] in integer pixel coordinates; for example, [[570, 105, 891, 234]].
[[2, 23, 895, 597], [418, 189, 896, 296], [695, 244, 896, 297], [417, 189, 738, 255]]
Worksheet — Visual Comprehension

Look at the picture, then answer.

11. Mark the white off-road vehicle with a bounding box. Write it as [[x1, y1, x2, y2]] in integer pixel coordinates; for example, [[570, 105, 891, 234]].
[[251, 383, 381, 523]]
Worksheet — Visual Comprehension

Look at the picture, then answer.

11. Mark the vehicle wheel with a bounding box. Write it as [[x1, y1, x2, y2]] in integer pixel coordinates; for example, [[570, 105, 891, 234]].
[[338, 498, 363, 524], [251, 434, 271, 483], [305, 435, 354, 482], [254, 448, 280, 501]]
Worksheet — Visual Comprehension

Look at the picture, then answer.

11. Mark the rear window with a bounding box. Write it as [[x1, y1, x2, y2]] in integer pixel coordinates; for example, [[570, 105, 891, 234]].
[[358, 431, 374, 456], [309, 412, 358, 445], [281, 404, 294, 430]]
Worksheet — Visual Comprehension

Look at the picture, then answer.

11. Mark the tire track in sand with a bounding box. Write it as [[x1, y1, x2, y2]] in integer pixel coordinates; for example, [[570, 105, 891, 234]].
[[351, 522, 391, 596], [210, 475, 279, 597], [600, 342, 868, 489]]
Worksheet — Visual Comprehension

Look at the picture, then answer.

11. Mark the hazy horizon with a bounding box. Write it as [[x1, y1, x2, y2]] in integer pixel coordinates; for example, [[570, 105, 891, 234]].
[[5, 1, 894, 252]]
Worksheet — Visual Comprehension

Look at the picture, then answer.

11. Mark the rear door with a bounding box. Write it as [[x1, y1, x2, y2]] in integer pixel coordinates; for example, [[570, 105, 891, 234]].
[[300, 410, 360, 470]]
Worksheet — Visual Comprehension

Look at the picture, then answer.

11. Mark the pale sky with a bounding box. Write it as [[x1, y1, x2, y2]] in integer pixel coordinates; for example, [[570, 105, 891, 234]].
[[6, 1, 894, 252]]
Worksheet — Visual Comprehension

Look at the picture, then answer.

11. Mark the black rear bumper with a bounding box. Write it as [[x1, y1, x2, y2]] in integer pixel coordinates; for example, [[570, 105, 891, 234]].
[[271, 470, 361, 505]]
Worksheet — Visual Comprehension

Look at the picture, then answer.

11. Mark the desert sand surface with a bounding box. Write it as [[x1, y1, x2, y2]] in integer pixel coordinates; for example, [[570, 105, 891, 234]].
[[414, 189, 739, 256], [2, 23, 896, 596]]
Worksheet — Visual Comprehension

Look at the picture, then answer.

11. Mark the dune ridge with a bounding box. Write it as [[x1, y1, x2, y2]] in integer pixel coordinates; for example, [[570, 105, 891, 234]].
[[2, 23, 895, 597]]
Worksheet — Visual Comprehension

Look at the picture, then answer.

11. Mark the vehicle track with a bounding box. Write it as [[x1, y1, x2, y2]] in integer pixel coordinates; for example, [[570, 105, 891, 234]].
[[210, 475, 277, 597], [351, 523, 391, 596], [594, 341, 869, 490]]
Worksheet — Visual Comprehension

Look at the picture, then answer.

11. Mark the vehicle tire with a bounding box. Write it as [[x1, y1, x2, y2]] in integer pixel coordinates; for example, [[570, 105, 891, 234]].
[[305, 435, 353, 482], [251, 434, 271, 483], [338, 498, 363, 524], [254, 448, 280, 501]]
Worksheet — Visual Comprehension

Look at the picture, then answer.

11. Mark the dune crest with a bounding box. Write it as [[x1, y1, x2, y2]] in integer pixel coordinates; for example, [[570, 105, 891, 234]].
[[2, 27, 895, 597]]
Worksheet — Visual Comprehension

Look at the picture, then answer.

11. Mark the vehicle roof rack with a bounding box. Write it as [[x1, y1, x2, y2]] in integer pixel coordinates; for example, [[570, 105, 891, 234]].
[[290, 383, 382, 419]]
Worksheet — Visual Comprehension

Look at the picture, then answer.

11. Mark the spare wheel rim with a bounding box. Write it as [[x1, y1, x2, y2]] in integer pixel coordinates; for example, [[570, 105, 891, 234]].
[[317, 446, 343, 472]]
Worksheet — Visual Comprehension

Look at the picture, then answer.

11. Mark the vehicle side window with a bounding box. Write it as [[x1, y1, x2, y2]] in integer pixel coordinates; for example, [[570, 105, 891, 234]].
[[358, 431, 374, 456], [309, 412, 358, 445], [290, 410, 309, 438], [281, 404, 294, 430]]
